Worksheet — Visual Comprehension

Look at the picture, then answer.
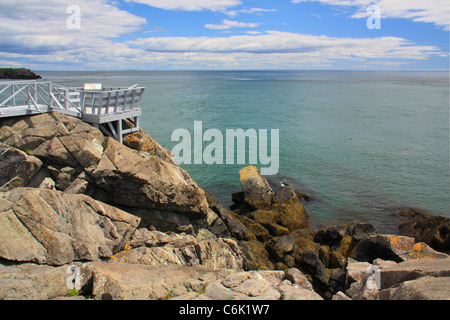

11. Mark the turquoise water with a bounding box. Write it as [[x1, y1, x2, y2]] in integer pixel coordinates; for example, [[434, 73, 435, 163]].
[[39, 71, 449, 233]]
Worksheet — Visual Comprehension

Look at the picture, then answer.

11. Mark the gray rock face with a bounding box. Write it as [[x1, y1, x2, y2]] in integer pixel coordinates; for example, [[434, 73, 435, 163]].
[[0, 143, 42, 191], [203, 269, 322, 301], [390, 276, 450, 300], [238, 165, 273, 203], [0, 187, 140, 265], [90, 136, 209, 216], [0, 113, 211, 227], [86, 263, 321, 301], [344, 257, 450, 300], [117, 238, 244, 271], [91, 263, 230, 300], [0, 264, 67, 300]]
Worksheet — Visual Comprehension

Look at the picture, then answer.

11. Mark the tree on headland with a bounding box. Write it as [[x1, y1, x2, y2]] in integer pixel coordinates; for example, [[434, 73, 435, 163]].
[[0, 68, 41, 80]]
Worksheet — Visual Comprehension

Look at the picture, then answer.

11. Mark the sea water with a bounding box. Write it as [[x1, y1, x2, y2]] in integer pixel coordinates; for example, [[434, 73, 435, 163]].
[[39, 70, 450, 233]]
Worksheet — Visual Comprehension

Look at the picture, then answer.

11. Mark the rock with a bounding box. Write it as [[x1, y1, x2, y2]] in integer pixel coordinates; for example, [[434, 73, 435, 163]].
[[204, 208, 230, 237], [111, 231, 244, 271], [0, 68, 41, 80], [196, 228, 217, 242], [299, 249, 331, 289], [238, 240, 274, 270], [91, 136, 209, 216], [318, 245, 331, 268], [63, 172, 90, 194], [265, 223, 290, 237], [0, 263, 67, 300], [344, 257, 450, 300], [0, 143, 42, 191], [329, 269, 346, 292], [267, 235, 296, 262], [314, 221, 376, 248], [191, 238, 243, 271], [372, 258, 398, 269], [123, 130, 175, 164], [329, 251, 347, 269], [0, 187, 140, 265], [235, 215, 270, 242], [397, 208, 450, 253], [276, 280, 323, 300], [389, 276, 450, 300], [369, 235, 448, 262], [91, 262, 231, 300], [284, 268, 314, 290], [234, 169, 311, 231], [270, 193, 310, 231], [211, 204, 256, 241], [248, 210, 278, 225], [351, 281, 379, 300], [39, 177, 56, 190], [203, 281, 249, 300], [332, 291, 351, 300], [130, 229, 197, 248], [0, 113, 216, 233], [292, 233, 320, 259], [379, 257, 450, 289], [337, 235, 357, 257], [229, 274, 271, 297], [346, 258, 372, 283], [204, 269, 321, 300], [239, 165, 273, 204]]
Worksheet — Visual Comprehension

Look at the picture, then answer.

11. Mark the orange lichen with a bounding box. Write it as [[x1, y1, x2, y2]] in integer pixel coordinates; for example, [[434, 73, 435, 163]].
[[239, 165, 259, 181]]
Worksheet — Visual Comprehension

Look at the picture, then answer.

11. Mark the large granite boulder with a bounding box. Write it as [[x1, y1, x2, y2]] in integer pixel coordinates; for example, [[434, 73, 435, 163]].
[[109, 229, 244, 271], [0, 113, 211, 230], [218, 166, 314, 273], [88, 263, 322, 300], [0, 143, 42, 192], [0, 187, 140, 265], [0, 264, 67, 300], [397, 208, 450, 253]]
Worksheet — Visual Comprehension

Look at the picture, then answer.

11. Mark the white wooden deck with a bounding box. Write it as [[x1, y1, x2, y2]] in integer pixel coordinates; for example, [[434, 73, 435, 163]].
[[0, 80, 145, 143]]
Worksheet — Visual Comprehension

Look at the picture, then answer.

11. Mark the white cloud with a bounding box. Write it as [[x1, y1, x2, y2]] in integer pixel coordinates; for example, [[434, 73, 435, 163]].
[[128, 30, 443, 60], [125, 0, 242, 11], [205, 20, 261, 30], [225, 7, 278, 17], [0, 0, 148, 68], [292, 0, 450, 30], [0, 0, 147, 53], [0, 0, 445, 70]]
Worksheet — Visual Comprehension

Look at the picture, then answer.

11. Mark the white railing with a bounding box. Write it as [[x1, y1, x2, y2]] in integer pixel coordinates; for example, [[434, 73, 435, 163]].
[[78, 86, 145, 116], [0, 80, 145, 119], [0, 81, 52, 111]]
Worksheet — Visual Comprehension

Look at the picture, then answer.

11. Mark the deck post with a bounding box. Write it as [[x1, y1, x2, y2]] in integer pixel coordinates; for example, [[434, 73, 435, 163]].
[[117, 119, 123, 144], [49, 82, 53, 109], [12, 84, 15, 107], [34, 82, 38, 106]]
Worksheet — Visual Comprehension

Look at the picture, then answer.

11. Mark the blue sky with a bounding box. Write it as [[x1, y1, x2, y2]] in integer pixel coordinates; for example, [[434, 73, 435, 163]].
[[0, 0, 448, 70]]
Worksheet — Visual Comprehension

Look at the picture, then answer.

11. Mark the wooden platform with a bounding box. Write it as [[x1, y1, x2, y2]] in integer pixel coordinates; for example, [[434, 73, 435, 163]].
[[0, 80, 145, 143]]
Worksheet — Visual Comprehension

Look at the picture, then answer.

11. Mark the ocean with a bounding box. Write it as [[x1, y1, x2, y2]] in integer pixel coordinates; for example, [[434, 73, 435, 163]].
[[38, 70, 449, 234]]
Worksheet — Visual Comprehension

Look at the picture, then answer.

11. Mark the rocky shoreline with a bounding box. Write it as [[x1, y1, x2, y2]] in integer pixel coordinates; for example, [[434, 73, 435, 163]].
[[0, 68, 41, 80], [0, 112, 449, 300]]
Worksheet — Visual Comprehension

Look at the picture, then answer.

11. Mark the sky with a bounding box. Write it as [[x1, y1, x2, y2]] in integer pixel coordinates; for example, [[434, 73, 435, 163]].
[[0, 0, 449, 70]]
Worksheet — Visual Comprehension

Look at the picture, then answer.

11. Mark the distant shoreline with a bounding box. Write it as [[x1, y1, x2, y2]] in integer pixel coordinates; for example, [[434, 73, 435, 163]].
[[0, 68, 41, 80]]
